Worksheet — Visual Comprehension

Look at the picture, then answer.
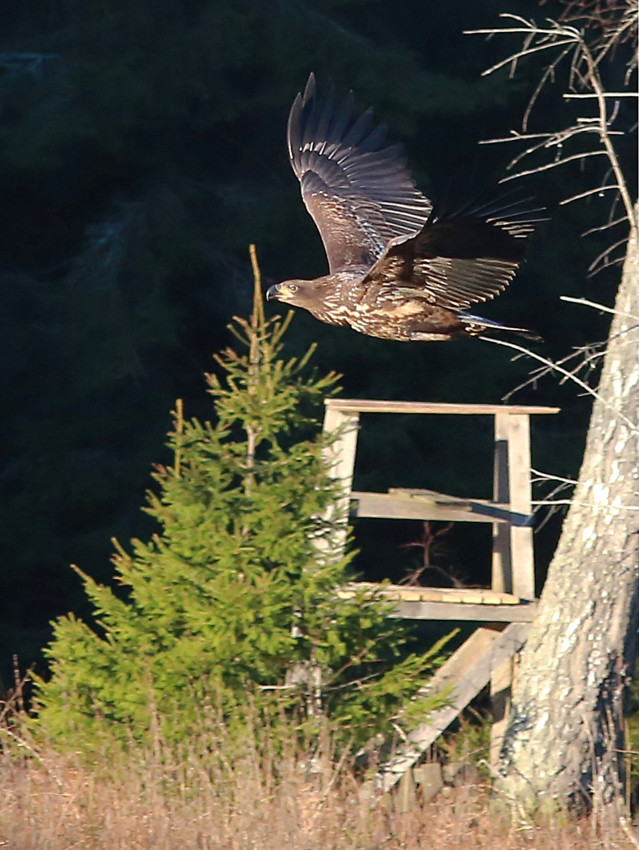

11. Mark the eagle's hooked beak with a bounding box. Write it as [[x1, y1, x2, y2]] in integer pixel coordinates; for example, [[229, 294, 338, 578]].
[[266, 282, 300, 302]]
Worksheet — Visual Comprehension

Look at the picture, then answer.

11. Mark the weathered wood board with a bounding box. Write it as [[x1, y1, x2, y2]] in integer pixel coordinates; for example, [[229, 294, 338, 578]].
[[374, 622, 531, 793]]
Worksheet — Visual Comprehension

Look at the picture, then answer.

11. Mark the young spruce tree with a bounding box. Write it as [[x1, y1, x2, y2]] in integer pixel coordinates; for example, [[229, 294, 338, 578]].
[[36, 253, 446, 751]]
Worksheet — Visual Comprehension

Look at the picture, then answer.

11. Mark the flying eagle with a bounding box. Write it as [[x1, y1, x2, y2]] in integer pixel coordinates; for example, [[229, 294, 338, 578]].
[[266, 74, 544, 342]]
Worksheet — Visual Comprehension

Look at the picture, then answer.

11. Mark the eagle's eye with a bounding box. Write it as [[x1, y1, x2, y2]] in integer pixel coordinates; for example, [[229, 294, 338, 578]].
[[288, 284, 299, 294]]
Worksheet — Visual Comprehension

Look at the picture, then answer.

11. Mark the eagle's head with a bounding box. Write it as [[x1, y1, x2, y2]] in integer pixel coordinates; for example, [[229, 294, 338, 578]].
[[266, 273, 360, 326], [266, 278, 317, 308]]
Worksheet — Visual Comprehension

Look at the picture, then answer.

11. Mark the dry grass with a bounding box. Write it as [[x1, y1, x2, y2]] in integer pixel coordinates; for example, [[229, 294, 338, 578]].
[[0, 724, 637, 850]]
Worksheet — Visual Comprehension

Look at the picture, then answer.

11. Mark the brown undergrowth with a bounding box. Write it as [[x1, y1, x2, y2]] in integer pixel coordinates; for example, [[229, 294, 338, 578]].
[[0, 712, 636, 850]]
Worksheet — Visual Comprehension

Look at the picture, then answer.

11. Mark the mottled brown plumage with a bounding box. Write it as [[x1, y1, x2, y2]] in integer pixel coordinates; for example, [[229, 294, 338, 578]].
[[266, 74, 544, 342]]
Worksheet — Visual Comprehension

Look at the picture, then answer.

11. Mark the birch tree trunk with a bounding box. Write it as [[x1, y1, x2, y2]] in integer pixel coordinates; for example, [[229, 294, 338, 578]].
[[495, 213, 639, 814]]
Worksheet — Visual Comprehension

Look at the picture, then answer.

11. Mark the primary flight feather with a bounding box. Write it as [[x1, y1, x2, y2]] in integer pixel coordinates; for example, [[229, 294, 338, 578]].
[[267, 74, 544, 342]]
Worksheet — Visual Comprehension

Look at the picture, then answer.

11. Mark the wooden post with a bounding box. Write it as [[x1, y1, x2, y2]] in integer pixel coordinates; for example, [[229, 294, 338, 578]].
[[321, 402, 360, 557], [505, 413, 535, 601], [492, 412, 513, 594], [490, 414, 515, 775], [490, 411, 535, 600], [288, 405, 360, 713], [490, 412, 535, 774]]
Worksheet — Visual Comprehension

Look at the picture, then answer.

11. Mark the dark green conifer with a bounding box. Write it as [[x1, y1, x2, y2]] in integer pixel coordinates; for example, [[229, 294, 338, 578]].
[[35, 253, 446, 751]]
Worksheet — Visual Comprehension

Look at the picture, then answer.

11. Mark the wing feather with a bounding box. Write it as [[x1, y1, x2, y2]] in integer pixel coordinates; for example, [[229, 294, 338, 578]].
[[287, 73, 432, 273], [363, 192, 546, 310]]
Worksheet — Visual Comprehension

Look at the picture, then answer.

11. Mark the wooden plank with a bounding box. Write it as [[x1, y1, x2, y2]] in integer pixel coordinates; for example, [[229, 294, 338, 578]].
[[374, 623, 530, 792], [351, 491, 511, 524], [389, 487, 468, 503], [390, 599, 537, 622], [387, 488, 534, 526], [335, 583, 538, 622], [325, 399, 560, 416], [337, 582, 522, 605]]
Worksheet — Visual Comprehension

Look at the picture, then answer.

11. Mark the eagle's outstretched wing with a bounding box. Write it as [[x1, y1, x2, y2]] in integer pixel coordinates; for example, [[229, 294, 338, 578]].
[[362, 193, 547, 311], [287, 73, 432, 274]]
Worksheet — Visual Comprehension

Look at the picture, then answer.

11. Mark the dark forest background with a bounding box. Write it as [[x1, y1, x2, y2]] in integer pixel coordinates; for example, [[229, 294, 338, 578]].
[[0, 0, 635, 689]]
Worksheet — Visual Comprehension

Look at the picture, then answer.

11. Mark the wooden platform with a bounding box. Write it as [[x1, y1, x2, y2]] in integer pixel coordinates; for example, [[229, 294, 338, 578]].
[[321, 398, 559, 793], [336, 582, 538, 622]]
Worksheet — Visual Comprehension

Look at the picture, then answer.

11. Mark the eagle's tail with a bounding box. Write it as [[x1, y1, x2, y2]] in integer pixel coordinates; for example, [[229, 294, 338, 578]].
[[459, 312, 542, 342]]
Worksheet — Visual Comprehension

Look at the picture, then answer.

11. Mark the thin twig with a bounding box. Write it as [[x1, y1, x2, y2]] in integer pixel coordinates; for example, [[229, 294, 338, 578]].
[[480, 336, 637, 432], [587, 236, 633, 272], [470, 14, 636, 233], [531, 468, 579, 485], [559, 184, 621, 205], [525, 43, 578, 129], [582, 215, 629, 236], [0, 727, 65, 791], [478, 38, 580, 77], [500, 149, 608, 181], [560, 296, 639, 321], [480, 131, 564, 144], [577, 33, 637, 226], [531, 499, 639, 510], [504, 339, 607, 399], [565, 91, 638, 98]]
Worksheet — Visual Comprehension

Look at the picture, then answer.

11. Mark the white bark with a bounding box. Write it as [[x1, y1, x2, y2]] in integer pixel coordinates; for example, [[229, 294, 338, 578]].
[[496, 215, 639, 813]]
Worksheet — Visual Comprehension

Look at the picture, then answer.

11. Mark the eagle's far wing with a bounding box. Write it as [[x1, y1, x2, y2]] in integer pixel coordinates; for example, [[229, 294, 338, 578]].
[[362, 193, 546, 310], [288, 74, 432, 274]]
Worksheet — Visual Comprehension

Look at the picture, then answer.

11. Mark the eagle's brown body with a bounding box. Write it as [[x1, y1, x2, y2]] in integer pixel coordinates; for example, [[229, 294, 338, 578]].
[[267, 75, 544, 342], [278, 271, 474, 341]]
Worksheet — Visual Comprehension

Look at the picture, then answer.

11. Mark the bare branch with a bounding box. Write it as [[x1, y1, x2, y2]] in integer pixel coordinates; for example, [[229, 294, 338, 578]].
[[480, 132, 565, 144], [531, 499, 639, 511], [489, 125, 620, 182], [499, 149, 608, 181], [587, 235, 632, 273], [577, 32, 637, 226], [523, 44, 576, 129], [476, 38, 579, 77], [582, 215, 630, 236], [565, 92, 638, 98], [502, 344, 606, 400], [531, 468, 578, 486], [560, 296, 639, 321], [470, 15, 637, 232], [479, 336, 638, 432], [559, 184, 621, 205]]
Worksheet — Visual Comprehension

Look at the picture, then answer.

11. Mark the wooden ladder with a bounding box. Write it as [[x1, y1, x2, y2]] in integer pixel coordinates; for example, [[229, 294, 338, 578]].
[[322, 399, 559, 791]]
